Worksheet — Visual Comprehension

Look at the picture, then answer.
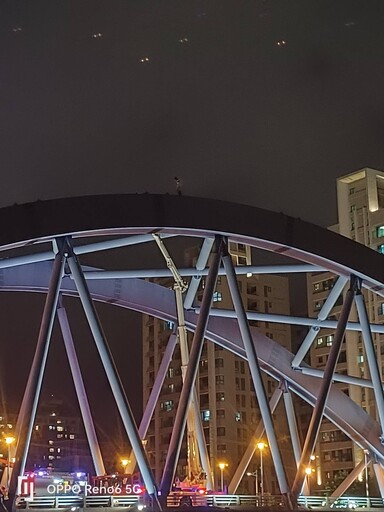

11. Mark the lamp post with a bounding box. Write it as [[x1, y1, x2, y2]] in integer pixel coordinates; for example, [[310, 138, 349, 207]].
[[5, 436, 15, 488], [305, 467, 312, 495], [218, 463, 227, 493], [257, 442, 266, 498], [247, 471, 259, 495], [364, 450, 369, 498]]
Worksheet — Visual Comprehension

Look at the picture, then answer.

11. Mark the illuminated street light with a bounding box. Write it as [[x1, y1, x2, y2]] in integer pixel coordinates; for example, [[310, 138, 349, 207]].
[[305, 465, 315, 494], [218, 462, 228, 492], [247, 471, 259, 495], [121, 458, 130, 474], [257, 442, 266, 498], [5, 436, 15, 487]]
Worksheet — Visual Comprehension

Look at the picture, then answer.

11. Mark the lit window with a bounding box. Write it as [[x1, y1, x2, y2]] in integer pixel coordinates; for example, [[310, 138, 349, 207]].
[[357, 355, 364, 364], [166, 321, 174, 330], [216, 392, 225, 402], [49, 448, 54, 453], [235, 412, 241, 422], [48, 440, 54, 445], [316, 337, 324, 347], [57, 426, 63, 432], [314, 301, 322, 311], [313, 283, 322, 292], [378, 244, 384, 254], [69, 434, 75, 440], [167, 384, 175, 393], [377, 226, 384, 238], [201, 410, 210, 422], [378, 303, 384, 316], [160, 400, 174, 412], [326, 335, 334, 346], [213, 291, 222, 302]]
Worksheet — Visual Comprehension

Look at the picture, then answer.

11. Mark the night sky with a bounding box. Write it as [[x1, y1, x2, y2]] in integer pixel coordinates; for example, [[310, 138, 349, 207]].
[[0, 0, 383, 228], [1, 0, 384, 463]]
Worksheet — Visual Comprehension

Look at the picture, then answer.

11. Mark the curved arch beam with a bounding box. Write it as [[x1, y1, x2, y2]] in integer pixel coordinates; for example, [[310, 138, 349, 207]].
[[1, 262, 383, 466], [0, 194, 384, 295]]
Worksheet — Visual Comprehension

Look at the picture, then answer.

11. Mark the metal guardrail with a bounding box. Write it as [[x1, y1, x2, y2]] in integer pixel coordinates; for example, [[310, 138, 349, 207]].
[[17, 495, 141, 509], [16, 494, 384, 509], [297, 495, 384, 509]]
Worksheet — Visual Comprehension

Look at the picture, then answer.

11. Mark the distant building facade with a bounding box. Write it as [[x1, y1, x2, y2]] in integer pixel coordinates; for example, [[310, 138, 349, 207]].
[[307, 167, 384, 493], [29, 397, 92, 474]]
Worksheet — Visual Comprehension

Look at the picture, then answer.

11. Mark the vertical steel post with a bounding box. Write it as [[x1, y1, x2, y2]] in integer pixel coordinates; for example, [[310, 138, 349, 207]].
[[67, 252, 161, 510], [159, 237, 223, 498], [355, 289, 384, 437], [221, 243, 292, 505], [57, 303, 106, 476], [283, 386, 301, 466], [291, 276, 357, 500], [10, 244, 66, 498]]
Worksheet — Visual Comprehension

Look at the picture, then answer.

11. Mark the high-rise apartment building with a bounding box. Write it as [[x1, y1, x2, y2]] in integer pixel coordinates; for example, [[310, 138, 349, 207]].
[[142, 242, 293, 494], [307, 167, 384, 493]]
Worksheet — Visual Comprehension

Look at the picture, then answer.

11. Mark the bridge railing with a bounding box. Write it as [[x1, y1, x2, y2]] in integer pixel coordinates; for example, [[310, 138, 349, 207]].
[[16, 494, 141, 509], [298, 495, 384, 509], [16, 493, 384, 509]]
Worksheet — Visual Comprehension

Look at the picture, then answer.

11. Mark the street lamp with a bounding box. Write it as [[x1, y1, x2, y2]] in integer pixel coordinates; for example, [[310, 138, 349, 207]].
[[218, 463, 228, 493], [246, 471, 259, 495], [364, 450, 369, 497], [257, 442, 266, 498], [305, 467, 312, 494], [121, 458, 130, 474], [5, 436, 15, 487]]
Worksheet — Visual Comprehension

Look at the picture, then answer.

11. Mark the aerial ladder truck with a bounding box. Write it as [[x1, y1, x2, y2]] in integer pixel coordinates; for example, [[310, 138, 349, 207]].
[[152, 234, 214, 493]]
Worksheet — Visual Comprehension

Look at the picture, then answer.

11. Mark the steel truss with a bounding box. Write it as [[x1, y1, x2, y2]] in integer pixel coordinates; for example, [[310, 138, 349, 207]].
[[1, 195, 384, 508]]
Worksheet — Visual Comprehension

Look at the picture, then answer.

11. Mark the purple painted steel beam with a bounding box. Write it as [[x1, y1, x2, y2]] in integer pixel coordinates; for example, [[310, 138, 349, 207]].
[[159, 237, 223, 499], [221, 241, 292, 506], [10, 242, 66, 499], [67, 249, 161, 511], [57, 303, 105, 476], [355, 287, 384, 439], [291, 276, 357, 501]]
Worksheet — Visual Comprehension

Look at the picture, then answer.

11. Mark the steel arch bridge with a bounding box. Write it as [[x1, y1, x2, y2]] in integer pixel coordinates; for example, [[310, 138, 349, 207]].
[[2, 194, 384, 509]]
